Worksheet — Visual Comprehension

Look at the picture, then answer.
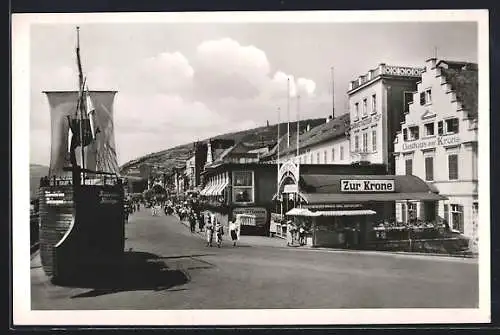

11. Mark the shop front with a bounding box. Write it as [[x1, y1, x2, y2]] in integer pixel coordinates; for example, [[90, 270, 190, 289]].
[[285, 174, 447, 249]]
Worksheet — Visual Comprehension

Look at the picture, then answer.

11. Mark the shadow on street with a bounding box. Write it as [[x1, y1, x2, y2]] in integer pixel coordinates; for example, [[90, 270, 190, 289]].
[[49, 251, 190, 298]]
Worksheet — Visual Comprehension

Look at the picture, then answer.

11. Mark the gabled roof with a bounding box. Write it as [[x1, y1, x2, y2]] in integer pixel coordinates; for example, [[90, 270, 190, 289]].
[[437, 60, 478, 119]]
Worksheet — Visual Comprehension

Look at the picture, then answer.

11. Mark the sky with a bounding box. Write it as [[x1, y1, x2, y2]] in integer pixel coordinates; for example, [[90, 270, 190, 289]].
[[29, 20, 478, 166]]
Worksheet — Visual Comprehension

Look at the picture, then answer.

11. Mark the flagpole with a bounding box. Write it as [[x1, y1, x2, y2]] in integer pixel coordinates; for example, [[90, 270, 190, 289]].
[[331, 66, 335, 119], [296, 95, 300, 157], [287, 78, 290, 148]]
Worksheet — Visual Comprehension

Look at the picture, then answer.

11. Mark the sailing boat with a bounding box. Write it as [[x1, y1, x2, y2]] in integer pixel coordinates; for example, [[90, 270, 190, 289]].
[[38, 27, 125, 283]]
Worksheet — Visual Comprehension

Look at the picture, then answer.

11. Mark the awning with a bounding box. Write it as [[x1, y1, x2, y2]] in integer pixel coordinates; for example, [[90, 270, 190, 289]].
[[315, 209, 376, 216], [200, 183, 213, 196], [214, 181, 228, 196], [286, 208, 319, 217], [301, 192, 447, 204], [206, 182, 219, 196]]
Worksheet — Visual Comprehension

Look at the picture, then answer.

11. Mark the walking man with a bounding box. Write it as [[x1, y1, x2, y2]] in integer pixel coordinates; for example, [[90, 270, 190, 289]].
[[205, 216, 214, 247]]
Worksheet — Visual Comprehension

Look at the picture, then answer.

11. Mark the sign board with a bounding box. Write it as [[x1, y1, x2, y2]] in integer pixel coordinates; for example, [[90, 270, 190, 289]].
[[401, 135, 461, 152], [232, 207, 267, 226], [350, 114, 381, 130], [278, 160, 299, 185], [44, 190, 72, 205], [341, 179, 395, 192]]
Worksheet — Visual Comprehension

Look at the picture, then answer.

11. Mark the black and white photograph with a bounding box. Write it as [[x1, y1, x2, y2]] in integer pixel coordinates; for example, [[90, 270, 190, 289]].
[[12, 10, 490, 325]]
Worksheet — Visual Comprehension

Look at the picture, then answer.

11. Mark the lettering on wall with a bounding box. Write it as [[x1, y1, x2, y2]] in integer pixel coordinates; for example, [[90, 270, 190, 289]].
[[350, 114, 381, 130], [401, 135, 461, 152], [341, 179, 395, 192]]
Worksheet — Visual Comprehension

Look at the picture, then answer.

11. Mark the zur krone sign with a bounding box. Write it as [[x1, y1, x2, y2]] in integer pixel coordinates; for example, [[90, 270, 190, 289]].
[[341, 179, 395, 192], [401, 135, 461, 152]]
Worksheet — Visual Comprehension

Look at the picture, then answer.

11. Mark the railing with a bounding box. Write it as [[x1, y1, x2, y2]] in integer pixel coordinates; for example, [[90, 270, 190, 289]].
[[349, 64, 424, 91]]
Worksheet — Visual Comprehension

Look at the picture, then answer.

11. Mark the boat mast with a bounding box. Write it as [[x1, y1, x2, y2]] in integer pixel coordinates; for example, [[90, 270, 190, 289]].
[[76, 26, 86, 183]]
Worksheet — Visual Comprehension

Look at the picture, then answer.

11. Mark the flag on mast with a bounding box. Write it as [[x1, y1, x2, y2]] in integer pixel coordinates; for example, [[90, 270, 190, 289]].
[[85, 87, 98, 139]]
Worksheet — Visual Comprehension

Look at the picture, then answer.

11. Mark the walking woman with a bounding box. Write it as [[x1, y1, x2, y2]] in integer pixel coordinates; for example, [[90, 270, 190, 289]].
[[205, 216, 214, 247], [229, 216, 239, 247]]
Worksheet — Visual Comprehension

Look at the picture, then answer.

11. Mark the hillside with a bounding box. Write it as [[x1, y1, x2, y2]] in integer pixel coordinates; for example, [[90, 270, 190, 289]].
[[30, 164, 49, 200], [119, 118, 327, 177]]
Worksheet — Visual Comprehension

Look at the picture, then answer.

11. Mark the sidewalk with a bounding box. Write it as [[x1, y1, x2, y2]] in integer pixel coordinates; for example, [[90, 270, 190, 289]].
[[174, 214, 477, 261]]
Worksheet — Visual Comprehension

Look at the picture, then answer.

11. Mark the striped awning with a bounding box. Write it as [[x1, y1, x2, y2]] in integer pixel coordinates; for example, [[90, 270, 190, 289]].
[[315, 209, 376, 216], [286, 208, 319, 217], [213, 180, 228, 196]]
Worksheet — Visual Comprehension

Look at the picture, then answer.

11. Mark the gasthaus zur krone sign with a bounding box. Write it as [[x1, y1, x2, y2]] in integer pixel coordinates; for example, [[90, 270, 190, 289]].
[[341, 179, 395, 192]]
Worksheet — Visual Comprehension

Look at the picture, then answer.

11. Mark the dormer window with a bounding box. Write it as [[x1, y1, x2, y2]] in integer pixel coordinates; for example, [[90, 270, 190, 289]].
[[420, 89, 432, 105]]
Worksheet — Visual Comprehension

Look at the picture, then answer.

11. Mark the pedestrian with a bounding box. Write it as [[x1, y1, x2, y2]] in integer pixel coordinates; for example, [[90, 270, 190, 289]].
[[299, 226, 305, 246], [229, 216, 239, 247], [189, 211, 196, 233], [286, 221, 294, 246], [199, 213, 205, 232], [205, 217, 214, 247], [215, 221, 224, 248]]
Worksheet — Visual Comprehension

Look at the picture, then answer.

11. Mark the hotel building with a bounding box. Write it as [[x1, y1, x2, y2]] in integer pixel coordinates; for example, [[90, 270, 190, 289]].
[[347, 63, 424, 173], [394, 59, 478, 242]]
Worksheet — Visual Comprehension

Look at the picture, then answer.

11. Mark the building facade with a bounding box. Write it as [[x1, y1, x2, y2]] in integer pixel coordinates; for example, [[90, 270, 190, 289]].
[[393, 59, 478, 243], [262, 114, 351, 166], [348, 63, 424, 173]]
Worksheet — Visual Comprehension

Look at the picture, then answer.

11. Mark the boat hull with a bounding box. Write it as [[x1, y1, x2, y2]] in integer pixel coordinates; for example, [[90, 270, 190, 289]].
[[39, 181, 125, 282]]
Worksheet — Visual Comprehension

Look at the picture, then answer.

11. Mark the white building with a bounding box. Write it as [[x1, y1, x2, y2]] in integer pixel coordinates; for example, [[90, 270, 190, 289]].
[[347, 63, 424, 173], [393, 59, 478, 241], [269, 114, 351, 165]]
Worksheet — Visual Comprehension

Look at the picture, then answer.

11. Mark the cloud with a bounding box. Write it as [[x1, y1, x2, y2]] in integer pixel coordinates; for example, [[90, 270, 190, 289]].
[[30, 38, 318, 165]]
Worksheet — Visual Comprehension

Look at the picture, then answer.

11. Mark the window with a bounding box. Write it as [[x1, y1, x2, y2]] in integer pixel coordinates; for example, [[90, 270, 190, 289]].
[[443, 204, 449, 227], [340, 146, 344, 160], [448, 154, 458, 180], [354, 103, 359, 119], [371, 94, 377, 114], [426, 89, 432, 104], [424, 122, 435, 136], [362, 133, 368, 152], [420, 89, 432, 105], [354, 135, 359, 152], [232, 171, 254, 203], [445, 118, 459, 134], [404, 92, 414, 114], [450, 204, 464, 233], [401, 203, 407, 223], [323, 151, 327, 164], [437, 121, 444, 135], [372, 130, 377, 152], [316, 152, 320, 164], [403, 128, 408, 141], [408, 202, 417, 223], [405, 158, 413, 175], [408, 126, 419, 140], [362, 98, 368, 117], [331, 148, 335, 162], [304, 155, 308, 164], [425, 156, 434, 181], [310, 154, 313, 163]]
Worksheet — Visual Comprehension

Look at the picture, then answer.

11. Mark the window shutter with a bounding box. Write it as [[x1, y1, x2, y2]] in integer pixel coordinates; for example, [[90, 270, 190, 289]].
[[405, 159, 413, 175], [425, 157, 434, 181], [438, 121, 443, 135], [448, 155, 458, 180], [420, 92, 425, 105]]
